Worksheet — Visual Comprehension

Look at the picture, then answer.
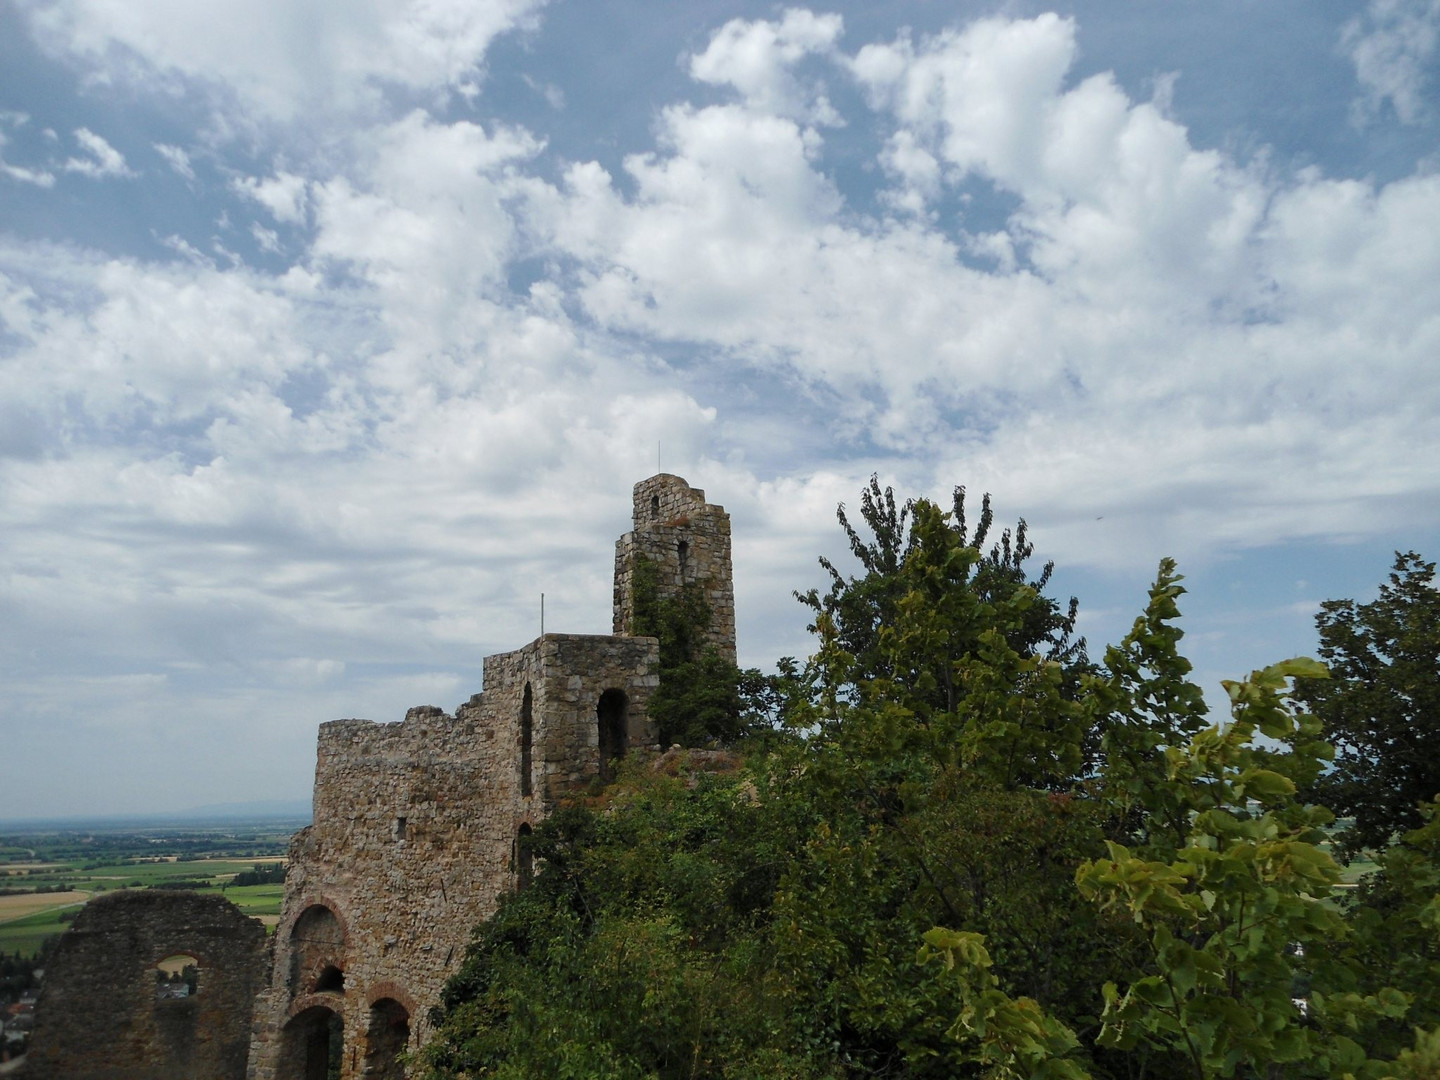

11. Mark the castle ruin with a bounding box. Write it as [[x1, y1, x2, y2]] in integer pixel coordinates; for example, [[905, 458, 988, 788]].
[[25, 474, 735, 1080], [24, 891, 268, 1080]]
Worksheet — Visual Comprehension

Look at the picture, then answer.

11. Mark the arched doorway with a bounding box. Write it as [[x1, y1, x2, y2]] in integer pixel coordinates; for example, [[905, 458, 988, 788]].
[[365, 998, 410, 1080], [280, 1005, 342, 1080], [289, 904, 345, 996], [596, 689, 628, 781]]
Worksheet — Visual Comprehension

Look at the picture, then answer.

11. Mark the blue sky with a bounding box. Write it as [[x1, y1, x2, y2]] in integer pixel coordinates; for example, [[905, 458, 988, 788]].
[[1, 0, 1437, 819]]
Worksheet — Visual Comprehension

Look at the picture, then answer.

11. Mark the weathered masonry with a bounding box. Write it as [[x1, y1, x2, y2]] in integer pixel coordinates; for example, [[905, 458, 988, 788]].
[[243, 473, 733, 1079], [244, 636, 660, 1079], [24, 890, 268, 1080], [26, 474, 734, 1080], [614, 473, 736, 666]]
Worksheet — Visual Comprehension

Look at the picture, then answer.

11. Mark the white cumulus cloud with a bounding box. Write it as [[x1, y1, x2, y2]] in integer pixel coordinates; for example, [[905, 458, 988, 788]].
[[2, 5, 1439, 817], [17, 0, 549, 124], [1342, 0, 1440, 124], [690, 8, 845, 125], [233, 171, 310, 224]]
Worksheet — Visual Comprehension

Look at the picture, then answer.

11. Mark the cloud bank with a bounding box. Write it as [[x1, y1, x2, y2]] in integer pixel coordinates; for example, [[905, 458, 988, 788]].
[[1, 4, 1437, 816]]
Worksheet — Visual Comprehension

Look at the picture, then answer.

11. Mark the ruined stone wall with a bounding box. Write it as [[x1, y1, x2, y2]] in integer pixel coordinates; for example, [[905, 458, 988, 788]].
[[247, 701, 506, 1080], [27, 890, 268, 1080], [613, 473, 736, 665], [522, 633, 660, 794], [248, 633, 659, 1080]]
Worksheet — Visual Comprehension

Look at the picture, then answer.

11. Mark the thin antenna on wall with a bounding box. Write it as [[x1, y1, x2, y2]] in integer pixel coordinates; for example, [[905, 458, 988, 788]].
[[540, 593, 545, 638], [658, 440, 662, 475]]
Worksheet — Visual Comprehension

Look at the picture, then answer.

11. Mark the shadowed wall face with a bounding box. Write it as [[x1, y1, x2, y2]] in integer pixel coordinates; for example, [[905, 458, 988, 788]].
[[25, 889, 269, 1080], [365, 998, 409, 1080]]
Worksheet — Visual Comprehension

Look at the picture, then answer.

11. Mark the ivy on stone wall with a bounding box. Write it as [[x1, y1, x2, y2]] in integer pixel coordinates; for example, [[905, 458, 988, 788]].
[[630, 555, 754, 747]]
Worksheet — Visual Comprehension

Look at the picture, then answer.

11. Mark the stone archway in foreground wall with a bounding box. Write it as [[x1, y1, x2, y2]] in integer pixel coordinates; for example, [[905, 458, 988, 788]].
[[25, 889, 269, 1080], [289, 901, 347, 997], [364, 997, 411, 1080], [279, 1004, 344, 1080]]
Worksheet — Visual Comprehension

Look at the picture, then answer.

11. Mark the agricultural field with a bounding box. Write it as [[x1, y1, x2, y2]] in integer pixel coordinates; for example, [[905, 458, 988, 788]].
[[0, 891, 88, 922], [223, 883, 286, 927], [0, 817, 303, 958], [0, 905, 83, 959]]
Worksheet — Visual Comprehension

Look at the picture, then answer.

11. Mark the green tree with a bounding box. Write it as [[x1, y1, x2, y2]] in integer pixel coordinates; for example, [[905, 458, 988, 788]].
[[752, 495, 1128, 1073], [423, 488, 1440, 1080], [1077, 659, 1368, 1078], [922, 614, 1440, 1080], [1082, 559, 1212, 859], [797, 476, 1086, 712], [424, 485, 1112, 1079], [1295, 552, 1440, 857], [1328, 802, 1440, 1061], [423, 763, 829, 1079]]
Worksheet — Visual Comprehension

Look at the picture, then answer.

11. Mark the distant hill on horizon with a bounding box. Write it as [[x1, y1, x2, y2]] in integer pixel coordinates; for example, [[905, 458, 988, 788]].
[[0, 799, 312, 831]]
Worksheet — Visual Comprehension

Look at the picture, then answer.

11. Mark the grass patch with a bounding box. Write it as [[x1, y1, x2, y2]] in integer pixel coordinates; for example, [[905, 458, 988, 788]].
[[1339, 852, 1380, 883], [76, 858, 269, 886], [0, 904, 83, 958], [222, 883, 285, 919]]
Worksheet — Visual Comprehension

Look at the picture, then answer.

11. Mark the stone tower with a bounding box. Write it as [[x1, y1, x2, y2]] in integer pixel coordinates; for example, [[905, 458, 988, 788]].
[[244, 632, 659, 1080], [613, 473, 736, 666]]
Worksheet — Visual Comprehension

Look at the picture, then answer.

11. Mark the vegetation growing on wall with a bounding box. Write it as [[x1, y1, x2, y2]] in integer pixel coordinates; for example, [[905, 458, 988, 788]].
[[629, 553, 761, 748], [423, 481, 1440, 1080]]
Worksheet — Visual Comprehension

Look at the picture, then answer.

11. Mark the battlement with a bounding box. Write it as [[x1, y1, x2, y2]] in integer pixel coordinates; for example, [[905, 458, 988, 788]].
[[632, 472, 711, 525], [481, 633, 660, 797]]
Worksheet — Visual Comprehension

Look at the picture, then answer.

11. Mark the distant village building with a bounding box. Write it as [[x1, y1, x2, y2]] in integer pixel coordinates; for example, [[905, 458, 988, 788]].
[[3, 1000, 35, 1063]]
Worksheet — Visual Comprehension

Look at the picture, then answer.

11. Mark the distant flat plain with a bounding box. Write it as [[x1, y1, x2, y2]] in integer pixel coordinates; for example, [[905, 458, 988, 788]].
[[0, 816, 305, 957]]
